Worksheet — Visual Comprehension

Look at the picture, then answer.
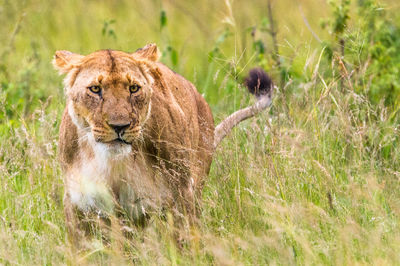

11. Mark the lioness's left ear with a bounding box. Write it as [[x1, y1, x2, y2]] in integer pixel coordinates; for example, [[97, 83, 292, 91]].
[[53, 50, 84, 74], [133, 43, 160, 62]]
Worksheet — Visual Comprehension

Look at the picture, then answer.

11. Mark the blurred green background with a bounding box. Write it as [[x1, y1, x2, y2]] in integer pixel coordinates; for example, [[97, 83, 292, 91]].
[[2, 0, 400, 116]]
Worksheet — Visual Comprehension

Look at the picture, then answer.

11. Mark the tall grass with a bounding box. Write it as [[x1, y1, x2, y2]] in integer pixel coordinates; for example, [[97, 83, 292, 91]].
[[1, 0, 400, 264]]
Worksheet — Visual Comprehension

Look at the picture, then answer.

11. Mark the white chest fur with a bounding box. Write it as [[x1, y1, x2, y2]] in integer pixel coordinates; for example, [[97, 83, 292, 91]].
[[66, 133, 170, 219], [67, 134, 132, 214]]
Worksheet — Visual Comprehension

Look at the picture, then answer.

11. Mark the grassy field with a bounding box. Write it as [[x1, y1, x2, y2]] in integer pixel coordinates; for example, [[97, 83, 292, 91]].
[[1, 0, 400, 264]]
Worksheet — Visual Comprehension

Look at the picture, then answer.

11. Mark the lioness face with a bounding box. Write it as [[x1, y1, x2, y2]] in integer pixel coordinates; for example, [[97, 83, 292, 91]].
[[54, 50, 156, 147]]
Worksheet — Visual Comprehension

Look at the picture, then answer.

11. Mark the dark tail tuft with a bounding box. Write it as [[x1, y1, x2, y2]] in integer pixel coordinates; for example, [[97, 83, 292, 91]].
[[244, 67, 273, 98]]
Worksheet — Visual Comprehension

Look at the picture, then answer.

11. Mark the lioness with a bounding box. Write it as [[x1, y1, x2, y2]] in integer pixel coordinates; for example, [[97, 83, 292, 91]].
[[53, 43, 272, 242]]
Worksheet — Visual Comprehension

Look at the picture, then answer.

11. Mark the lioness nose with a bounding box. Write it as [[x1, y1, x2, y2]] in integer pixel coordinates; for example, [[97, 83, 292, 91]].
[[108, 123, 130, 134]]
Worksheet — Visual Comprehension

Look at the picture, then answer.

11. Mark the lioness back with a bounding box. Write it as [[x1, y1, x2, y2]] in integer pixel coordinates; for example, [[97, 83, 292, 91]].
[[151, 62, 214, 176]]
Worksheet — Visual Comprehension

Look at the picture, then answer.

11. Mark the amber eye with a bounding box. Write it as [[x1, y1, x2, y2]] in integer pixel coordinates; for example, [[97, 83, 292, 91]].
[[88, 85, 101, 94], [129, 84, 141, 94]]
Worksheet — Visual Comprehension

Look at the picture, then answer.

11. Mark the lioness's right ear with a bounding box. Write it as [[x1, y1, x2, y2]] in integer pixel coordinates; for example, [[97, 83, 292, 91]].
[[53, 50, 84, 74]]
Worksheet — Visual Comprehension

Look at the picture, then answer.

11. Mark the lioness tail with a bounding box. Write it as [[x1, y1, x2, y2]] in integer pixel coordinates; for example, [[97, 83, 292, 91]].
[[213, 68, 273, 149]]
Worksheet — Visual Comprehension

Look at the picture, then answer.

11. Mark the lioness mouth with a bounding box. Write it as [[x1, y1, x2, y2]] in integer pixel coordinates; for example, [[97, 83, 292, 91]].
[[109, 137, 131, 145]]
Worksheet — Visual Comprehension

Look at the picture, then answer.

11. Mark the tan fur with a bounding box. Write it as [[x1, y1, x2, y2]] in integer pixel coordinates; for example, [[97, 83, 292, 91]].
[[54, 45, 214, 242], [54, 44, 271, 243]]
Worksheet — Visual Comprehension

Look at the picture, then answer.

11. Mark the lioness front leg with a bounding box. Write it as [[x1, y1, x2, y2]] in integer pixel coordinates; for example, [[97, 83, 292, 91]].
[[63, 193, 86, 248], [64, 192, 113, 249]]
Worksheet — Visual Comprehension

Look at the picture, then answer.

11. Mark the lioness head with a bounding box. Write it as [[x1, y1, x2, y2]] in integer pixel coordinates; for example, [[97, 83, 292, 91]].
[[53, 44, 160, 150]]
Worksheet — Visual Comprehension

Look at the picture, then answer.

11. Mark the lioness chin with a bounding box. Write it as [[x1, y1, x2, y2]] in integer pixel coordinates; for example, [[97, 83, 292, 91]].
[[53, 43, 273, 244]]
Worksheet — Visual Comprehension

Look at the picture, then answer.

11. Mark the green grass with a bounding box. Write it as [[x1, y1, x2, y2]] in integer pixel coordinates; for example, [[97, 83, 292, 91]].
[[1, 0, 400, 264]]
